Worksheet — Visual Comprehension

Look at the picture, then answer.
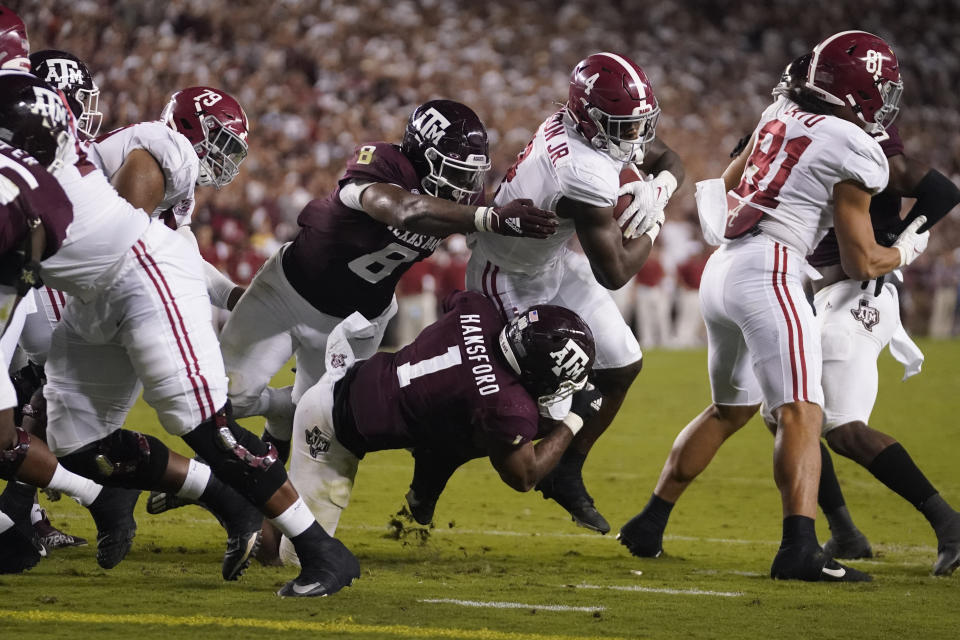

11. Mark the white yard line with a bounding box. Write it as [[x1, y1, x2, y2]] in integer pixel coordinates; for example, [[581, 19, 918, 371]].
[[575, 583, 743, 597], [419, 598, 604, 613]]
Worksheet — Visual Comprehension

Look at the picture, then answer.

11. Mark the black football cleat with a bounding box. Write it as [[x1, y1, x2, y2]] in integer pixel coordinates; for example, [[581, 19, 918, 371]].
[[771, 546, 872, 582], [223, 529, 262, 581], [34, 509, 88, 549], [277, 537, 360, 598], [617, 512, 665, 558], [146, 490, 196, 515], [822, 530, 873, 560], [87, 486, 139, 569], [0, 518, 47, 574], [933, 512, 960, 576], [535, 466, 610, 534], [405, 488, 437, 526]]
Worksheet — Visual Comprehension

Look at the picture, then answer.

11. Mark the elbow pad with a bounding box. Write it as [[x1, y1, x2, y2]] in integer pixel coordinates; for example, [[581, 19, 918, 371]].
[[904, 169, 960, 233]]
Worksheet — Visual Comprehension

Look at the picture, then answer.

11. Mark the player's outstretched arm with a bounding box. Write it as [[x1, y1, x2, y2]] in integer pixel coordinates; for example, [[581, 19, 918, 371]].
[[834, 180, 925, 279], [359, 183, 558, 239], [487, 387, 602, 492], [109, 148, 166, 213]]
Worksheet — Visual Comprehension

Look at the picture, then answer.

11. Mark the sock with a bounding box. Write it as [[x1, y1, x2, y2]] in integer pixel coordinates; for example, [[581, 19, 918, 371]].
[[559, 449, 587, 471], [641, 493, 675, 531], [867, 443, 937, 509], [48, 464, 103, 507], [270, 497, 316, 539], [920, 494, 958, 535], [817, 441, 846, 513], [176, 458, 211, 500], [0, 509, 13, 534], [0, 481, 36, 521], [30, 502, 44, 525], [781, 514, 818, 550]]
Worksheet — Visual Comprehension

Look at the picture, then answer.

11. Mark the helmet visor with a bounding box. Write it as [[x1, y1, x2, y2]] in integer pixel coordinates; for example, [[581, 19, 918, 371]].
[[424, 148, 491, 203], [197, 115, 248, 189], [590, 106, 660, 163]]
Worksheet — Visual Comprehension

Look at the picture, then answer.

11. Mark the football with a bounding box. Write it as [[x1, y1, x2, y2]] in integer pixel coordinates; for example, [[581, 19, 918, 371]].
[[614, 163, 645, 219]]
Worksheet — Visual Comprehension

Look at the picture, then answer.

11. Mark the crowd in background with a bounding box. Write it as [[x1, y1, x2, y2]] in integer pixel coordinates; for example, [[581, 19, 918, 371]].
[[15, 0, 960, 346]]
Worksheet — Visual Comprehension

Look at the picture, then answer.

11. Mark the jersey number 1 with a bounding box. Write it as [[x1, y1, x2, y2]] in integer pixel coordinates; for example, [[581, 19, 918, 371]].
[[396, 346, 462, 387]]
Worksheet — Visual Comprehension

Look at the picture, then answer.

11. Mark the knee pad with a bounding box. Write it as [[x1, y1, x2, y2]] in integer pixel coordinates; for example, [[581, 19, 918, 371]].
[[0, 427, 30, 480], [58, 430, 170, 490], [182, 409, 285, 506]]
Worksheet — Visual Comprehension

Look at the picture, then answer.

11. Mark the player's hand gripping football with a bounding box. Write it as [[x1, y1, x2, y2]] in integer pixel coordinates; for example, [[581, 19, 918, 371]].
[[617, 172, 675, 240], [474, 198, 559, 239], [893, 215, 929, 268]]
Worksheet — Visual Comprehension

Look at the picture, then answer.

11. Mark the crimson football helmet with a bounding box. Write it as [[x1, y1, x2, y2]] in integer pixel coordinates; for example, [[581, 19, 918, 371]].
[[0, 73, 73, 173], [0, 5, 28, 72], [498, 305, 596, 405], [400, 99, 491, 204], [161, 86, 249, 189], [567, 52, 660, 163], [805, 31, 902, 132], [30, 49, 102, 139]]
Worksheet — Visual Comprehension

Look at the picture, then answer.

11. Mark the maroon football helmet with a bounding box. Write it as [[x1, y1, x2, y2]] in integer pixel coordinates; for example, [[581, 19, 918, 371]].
[[401, 99, 491, 203], [0, 73, 73, 173], [499, 305, 596, 405], [0, 5, 29, 72], [30, 49, 102, 139], [567, 52, 660, 163], [805, 31, 902, 132], [160, 86, 249, 189]]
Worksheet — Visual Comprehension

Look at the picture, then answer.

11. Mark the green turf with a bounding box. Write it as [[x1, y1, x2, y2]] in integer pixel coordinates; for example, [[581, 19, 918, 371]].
[[2, 340, 958, 639]]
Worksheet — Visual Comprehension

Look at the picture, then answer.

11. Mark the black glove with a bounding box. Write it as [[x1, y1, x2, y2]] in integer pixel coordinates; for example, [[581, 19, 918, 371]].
[[570, 384, 603, 422]]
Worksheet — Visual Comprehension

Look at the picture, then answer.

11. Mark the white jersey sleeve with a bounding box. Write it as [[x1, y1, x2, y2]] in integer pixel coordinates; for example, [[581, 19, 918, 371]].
[[837, 136, 888, 195], [472, 111, 621, 273], [88, 122, 200, 227]]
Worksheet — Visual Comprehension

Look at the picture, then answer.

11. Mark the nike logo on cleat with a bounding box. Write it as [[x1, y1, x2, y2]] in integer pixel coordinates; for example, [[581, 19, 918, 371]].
[[292, 581, 325, 595], [822, 566, 846, 578]]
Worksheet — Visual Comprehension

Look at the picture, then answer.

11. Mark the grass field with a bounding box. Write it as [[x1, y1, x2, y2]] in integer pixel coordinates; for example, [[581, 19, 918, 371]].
[[2, 340, 959, 639]]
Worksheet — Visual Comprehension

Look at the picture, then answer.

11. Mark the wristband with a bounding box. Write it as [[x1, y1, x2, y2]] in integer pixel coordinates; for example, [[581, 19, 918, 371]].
[[895, 245, 907, 269], [474, 206, 493, 232], [562, 412, 584, 436]]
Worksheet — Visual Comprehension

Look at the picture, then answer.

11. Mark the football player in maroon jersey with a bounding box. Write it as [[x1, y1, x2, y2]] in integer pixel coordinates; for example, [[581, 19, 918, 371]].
[[277, 291, 602, 565]]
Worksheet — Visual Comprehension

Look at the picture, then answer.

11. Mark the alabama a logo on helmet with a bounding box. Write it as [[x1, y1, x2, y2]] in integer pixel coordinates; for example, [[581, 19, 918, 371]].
[[42, 58, 84, 87], [29, 87, 68, 127], [549, 339, 590, 381], [412, 107, 450, 144]]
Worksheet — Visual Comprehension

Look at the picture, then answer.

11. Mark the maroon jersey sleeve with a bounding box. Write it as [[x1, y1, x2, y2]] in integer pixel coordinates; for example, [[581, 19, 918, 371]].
[[0, 143, 73, 259], [283, 142, 443, 319], [336, 291, 539, 457]]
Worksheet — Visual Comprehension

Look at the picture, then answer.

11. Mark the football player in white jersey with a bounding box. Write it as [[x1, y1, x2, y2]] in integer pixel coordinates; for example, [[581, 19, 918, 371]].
[[0, 73, 363, 597], [618, 31, 930, 582], [423, 52, 684, 534]]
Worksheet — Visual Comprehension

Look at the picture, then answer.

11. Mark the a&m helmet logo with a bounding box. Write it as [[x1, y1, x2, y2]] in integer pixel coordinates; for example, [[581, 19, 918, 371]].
[[411, 107, 450, 145], [41, 58, 84, 87], [850, 298, 880, 331], [549, 339, 590, 381]]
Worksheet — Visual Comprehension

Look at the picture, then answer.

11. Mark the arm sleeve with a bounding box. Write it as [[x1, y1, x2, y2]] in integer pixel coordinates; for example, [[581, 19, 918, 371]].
[[906, 169, 960, 233], [338, 180, 378, 211]]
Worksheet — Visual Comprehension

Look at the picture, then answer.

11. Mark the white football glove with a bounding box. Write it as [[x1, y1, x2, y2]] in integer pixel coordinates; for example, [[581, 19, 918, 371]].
[[639, 208, 666, 244], [892, 215, 929, 268], [617, 171, 677, 239]]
